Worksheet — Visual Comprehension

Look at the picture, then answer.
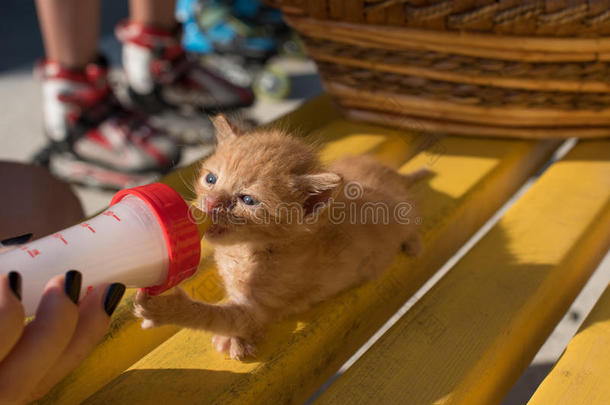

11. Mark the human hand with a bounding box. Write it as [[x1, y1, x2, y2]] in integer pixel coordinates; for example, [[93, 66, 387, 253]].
[[0, 235, 126, 404]]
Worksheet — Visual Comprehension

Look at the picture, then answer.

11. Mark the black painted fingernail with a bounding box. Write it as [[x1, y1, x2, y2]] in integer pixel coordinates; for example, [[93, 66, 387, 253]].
[[64, 270, 82, 305], [103, 283, 125, 316], [1, 233, 33, 246], [8, 271, 22, 300]]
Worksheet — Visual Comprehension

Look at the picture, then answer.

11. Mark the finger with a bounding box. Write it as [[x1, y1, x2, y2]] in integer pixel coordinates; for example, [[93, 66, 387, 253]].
[[30, 283, 126, 400], [0, 233, 33, 254], [0, 272, 25, 360], [0, 271, 80, 404]]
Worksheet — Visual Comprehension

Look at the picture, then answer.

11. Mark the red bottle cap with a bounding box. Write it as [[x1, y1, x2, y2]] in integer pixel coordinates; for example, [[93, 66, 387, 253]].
[[110, 183, 201, 295]]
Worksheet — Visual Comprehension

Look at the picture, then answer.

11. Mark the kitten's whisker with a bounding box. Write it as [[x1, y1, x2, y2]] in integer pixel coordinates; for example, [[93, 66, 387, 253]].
[[178, 170, 198, 196]]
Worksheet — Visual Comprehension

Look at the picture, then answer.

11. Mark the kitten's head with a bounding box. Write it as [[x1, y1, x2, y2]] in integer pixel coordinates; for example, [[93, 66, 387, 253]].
[[195, 115, 342, 245]]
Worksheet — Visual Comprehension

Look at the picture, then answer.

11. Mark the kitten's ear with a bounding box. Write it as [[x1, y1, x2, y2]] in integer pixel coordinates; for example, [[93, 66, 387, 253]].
[[296, 172, 342, 216], [211, 114, 242, 143]]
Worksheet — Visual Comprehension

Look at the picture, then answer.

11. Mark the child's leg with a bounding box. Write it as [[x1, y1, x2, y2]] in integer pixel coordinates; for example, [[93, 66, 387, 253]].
[[117, 0, 254, 139], [35, 0, 100, 68], [33, 0, 180, 186], [129, 0, 177, 30]]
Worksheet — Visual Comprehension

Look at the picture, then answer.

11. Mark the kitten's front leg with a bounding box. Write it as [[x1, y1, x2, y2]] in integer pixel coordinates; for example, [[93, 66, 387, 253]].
[[134, 289, 265, 359], [133, 288, 194, 329]]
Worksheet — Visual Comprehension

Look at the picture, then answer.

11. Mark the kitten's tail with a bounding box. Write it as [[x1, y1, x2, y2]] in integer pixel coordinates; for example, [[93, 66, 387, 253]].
[[401, 167, 433, 188]]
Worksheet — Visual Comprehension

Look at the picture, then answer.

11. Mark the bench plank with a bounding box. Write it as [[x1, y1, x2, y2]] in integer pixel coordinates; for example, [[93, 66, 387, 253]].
[[82, 132, 557, 404], [309, 119, 434, 167], [528, 284, 610, 405], [316, 141, 610, 405]]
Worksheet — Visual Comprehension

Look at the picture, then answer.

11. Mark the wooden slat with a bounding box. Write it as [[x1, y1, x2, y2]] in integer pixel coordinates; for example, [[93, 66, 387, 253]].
[[307, 48, 610, 93], [344, 108, 610, 139], [308, 119, 433, 165], [307, 0, 328, 19], [284, 16, 610, 62], [330, 82, 610, 127], [364, 4, 386, 24], [328, 0, 344, 19], [259, 94, 341, 143], [316, 141, 610, 405], [37, 95, 340, 405], [82, 133, 558, 404], [343, 0, 364, 22], [529, 284, 610, 405], [385, 4, 406, 25]]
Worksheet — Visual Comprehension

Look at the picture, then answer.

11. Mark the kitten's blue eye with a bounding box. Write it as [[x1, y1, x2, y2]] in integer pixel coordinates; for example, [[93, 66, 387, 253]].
[[241, 195, 257, 206], [205, 173, 217, 185]]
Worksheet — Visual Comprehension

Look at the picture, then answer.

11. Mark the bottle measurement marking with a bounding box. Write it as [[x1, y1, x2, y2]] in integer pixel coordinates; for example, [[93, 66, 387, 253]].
[[103, 211, 121, 221], [80, 223, 96, 233], [53, 233, 68, 245], [20, 246, 40, 258]]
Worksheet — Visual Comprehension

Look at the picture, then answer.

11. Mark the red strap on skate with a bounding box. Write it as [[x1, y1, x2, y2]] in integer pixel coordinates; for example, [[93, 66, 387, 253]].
[[35, 57, 170, 167], [115, 19, 184, 61]]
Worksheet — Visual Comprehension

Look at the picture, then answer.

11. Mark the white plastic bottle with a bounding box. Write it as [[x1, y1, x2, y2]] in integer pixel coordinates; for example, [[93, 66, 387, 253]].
[[0, 183, 205, 316]]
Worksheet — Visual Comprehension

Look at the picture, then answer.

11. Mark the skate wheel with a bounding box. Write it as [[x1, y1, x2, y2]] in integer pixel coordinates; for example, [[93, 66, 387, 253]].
[[252, 65, 290, 101], [282, 33, 306, 58]]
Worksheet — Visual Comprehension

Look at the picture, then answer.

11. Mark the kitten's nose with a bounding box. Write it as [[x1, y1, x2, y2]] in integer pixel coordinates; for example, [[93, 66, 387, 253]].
[[205, 197, 221, 213]]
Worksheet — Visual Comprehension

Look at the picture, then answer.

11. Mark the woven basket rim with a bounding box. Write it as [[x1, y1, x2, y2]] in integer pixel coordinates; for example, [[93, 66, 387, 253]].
[[285, 15, 610, 53], [277, 1, 610, 38], [344, 108, 610, 139], [306, 47, 610, 93]]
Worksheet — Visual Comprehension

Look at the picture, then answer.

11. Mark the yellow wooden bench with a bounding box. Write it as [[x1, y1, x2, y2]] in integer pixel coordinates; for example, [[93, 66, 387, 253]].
[[316, 140, 610, 405], [528, 284, 610, 405], [37, 95, 610, 404]]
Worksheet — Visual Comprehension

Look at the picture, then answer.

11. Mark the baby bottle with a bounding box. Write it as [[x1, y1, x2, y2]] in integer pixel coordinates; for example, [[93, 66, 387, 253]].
[[0, 183, 207, 316]]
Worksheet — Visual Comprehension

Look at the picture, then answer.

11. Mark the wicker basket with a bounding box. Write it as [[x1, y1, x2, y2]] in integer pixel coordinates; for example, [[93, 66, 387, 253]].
[[275, 1, 610, 139]]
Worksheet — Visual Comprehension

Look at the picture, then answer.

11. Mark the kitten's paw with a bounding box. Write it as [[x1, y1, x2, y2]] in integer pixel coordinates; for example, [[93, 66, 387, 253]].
[[229, 337, 257, 360], [212, 335, 231, 354], [133, 288, 190, 329], [212, 335, 257, 360]]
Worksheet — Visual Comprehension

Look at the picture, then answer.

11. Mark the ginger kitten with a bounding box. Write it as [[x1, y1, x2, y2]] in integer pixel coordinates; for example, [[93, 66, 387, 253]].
[[134, 115, 425, 360]]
